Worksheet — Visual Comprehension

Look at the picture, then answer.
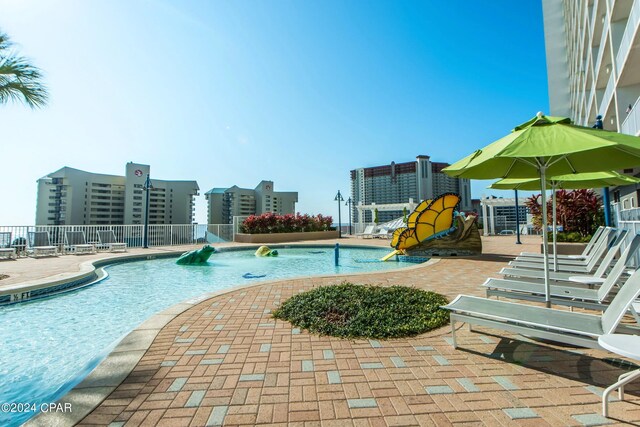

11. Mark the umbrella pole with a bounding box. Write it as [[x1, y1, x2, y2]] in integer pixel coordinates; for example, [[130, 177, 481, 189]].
[[552, 184, 558, 272], [540, 166, 551, 308]]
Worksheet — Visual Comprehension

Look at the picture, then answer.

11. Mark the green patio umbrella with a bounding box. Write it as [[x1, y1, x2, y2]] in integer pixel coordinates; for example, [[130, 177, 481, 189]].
[[444, 113, 640, 307], [488, 171, 640, 191], [489, 171, 640, 270]]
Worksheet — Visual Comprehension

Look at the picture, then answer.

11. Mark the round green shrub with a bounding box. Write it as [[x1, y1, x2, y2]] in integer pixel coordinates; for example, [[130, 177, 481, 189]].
[[272, 283, 449, 339]]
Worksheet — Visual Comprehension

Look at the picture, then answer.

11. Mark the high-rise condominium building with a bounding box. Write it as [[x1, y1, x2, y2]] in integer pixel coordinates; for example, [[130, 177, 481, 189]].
[[205, 180, 298, 224], [35, 163, 199, 225], [350, 155, 472, 223], [543, 0, 640, 208]]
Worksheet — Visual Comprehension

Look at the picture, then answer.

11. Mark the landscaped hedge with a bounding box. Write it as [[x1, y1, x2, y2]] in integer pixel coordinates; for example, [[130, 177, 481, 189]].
[[272, 283, 449, 339], [549, 231, 592, 243], [239, 212, 333, 234]]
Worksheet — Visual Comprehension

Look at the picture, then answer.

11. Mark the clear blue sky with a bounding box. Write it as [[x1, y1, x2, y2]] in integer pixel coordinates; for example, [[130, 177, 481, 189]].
[[0, 0, 549, 225]]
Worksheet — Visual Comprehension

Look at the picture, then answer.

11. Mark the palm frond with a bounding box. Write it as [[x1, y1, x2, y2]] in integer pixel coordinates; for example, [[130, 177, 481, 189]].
[[0, 49, 48, 108], [0, 32, 13, 52], [0, 82, 47, 109]]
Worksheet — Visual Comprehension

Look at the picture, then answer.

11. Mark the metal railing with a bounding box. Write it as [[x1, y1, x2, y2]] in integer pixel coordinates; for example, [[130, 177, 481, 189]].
[[613, 202, 640, 222], [0, 223, 234, 256], [612, 202, 640, 266], [621, 96, 640, 136], [232, 216, 250, 235]]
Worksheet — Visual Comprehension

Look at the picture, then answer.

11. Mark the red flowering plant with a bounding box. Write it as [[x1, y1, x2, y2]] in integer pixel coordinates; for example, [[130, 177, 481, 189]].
[[240, 212, 334, 234], [524, 189, 603, 239]]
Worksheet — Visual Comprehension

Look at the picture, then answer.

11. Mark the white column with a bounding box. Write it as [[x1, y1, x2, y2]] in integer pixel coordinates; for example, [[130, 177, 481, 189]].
[[489, 205, 495, 235], [482, 202, 489, 236]]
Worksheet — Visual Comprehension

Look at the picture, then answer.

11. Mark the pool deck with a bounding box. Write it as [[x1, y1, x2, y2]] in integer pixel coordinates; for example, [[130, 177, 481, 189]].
[[7, 236, 640, 426]]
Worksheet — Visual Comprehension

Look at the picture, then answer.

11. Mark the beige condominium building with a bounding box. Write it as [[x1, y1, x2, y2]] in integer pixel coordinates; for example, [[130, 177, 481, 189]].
[[543, 0, 640, 209], [36, 162, 199, 225], [350, 155, 472, 224], [205, 180, 298, 224]]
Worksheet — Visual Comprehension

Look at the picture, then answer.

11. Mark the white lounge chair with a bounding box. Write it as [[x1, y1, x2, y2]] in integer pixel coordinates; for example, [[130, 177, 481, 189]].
[[500, 230, 629, 284], [516, 226, 608, 261], [0, 232, 17, 260], [65, 231, 96, 255], [97, 230, 127, 252], [357, 225, 376, 239], [513, 228, 616, 267], [442, 268, 640, 350], [28, 231, 59, 257], [374, 226, 391, 239], [508, 230, 618, 274], [483, 233, 640, 310]]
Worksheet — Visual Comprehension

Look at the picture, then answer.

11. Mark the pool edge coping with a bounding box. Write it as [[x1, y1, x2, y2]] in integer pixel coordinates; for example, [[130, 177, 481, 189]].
[[0, 243, 415, 304], [22, 245, 443, 426]]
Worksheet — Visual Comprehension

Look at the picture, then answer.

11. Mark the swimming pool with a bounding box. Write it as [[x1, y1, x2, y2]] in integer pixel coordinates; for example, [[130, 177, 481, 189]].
[[0, 246, 413, 426]]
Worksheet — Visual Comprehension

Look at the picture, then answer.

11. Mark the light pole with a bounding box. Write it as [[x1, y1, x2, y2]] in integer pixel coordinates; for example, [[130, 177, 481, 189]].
[[345, 197, 352, 235], [334, 191, 344, 238], [514, 189, 522, 244], [603, 187, 611, 226], [143, 174, 152, 248]]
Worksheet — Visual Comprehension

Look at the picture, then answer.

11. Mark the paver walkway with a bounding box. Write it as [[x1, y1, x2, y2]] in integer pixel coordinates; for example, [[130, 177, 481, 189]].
[[18, 236, 640, 426]]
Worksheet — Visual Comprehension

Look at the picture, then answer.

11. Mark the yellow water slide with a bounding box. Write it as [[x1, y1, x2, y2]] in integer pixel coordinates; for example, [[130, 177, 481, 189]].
[[379, 194, 460, 261], [379, 249, 401, 261]]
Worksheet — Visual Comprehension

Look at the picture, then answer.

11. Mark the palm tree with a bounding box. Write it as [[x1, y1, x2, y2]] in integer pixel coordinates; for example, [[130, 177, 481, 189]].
[[0, 31, 48, 108]]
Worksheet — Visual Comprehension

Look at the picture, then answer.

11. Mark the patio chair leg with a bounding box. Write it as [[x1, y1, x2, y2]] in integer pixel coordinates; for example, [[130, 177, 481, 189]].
[[450, 320, 457, 349], [602, 368, 640, 417]]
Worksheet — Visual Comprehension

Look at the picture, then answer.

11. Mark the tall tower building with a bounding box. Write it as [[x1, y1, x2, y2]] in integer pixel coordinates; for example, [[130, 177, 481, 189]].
[[349, 156, 472, 223]]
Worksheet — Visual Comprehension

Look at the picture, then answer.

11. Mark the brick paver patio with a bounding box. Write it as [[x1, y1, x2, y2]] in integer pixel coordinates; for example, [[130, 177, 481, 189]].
[[9, 236, 640, 426]]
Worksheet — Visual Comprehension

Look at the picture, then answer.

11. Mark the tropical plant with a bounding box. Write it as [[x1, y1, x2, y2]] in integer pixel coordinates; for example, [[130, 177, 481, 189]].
[[0, 31, 48, 108], [402, 207, 408, 224], [240, 212, 333, 234], [373, 208, 379, 224], [525, 189, 603, 236]]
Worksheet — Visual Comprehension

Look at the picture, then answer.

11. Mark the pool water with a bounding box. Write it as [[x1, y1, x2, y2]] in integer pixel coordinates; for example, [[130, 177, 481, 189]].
[[0, 247, 410, 426]]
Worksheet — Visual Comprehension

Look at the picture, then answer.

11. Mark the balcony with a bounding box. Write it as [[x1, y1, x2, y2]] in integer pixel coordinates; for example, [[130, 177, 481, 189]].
[[621, 96, 640, 135], [615, 0, 640, 73]]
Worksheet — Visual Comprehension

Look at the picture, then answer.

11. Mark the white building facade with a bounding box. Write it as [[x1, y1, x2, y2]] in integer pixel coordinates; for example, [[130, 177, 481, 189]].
[[350, 155, 472, 223], [205, 180, 298, 224], [479, 197, 531, 236], [543, 0, 640, 210], [35, 163, 199, 225]]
